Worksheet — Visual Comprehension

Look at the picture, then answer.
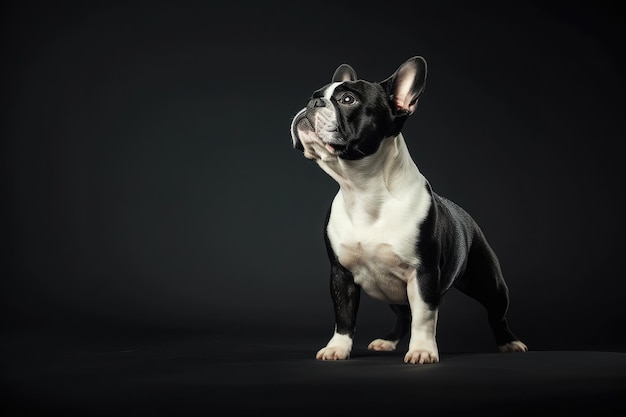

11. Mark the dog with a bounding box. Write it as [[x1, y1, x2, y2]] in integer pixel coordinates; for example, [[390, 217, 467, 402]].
[[289, 56, 528, 364]]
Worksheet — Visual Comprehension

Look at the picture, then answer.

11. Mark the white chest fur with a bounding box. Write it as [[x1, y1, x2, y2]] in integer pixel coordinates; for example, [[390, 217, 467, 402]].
[[323, 135, 431, 304]]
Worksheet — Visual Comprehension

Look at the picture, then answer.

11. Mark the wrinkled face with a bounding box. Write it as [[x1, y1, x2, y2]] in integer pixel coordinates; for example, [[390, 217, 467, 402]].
[[290, 80, 398, 161], [291, 56, 427, 161]]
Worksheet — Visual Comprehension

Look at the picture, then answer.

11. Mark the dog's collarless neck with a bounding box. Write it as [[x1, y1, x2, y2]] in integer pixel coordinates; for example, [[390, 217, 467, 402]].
[[318, 134, 423, 200]]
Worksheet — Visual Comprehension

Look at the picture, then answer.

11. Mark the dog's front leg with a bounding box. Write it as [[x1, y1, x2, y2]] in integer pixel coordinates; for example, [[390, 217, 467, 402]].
[[405, 268, 440, 364], [316, 263, 361, 361]]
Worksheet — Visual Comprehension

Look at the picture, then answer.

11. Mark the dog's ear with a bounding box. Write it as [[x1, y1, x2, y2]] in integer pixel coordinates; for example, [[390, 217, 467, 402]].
[[381, 56, 427, 115], [332, 64, 357, 82]]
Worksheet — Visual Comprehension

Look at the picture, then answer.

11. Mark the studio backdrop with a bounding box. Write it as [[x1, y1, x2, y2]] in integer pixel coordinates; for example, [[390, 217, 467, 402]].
[[2, 0, 625, 353]]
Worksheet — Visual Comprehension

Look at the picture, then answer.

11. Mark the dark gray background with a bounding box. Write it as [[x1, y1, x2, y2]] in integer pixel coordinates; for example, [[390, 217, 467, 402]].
[[2, 0, 625, 353]]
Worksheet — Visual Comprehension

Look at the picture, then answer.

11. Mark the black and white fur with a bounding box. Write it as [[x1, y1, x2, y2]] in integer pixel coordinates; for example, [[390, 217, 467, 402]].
[[290, 56, 527, 364]]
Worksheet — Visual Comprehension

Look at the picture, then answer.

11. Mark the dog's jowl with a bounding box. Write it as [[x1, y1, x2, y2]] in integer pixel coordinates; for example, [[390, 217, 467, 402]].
[[290, 56, 528, 364]]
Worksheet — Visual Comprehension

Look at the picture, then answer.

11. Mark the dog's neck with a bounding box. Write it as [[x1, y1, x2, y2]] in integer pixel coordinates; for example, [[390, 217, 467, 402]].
[[318, 134, 425, 219]]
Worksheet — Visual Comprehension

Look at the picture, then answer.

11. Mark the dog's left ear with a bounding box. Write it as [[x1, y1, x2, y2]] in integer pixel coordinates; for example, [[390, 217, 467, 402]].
[[332, 64, 358, 82], [381, 56, 427, 115]]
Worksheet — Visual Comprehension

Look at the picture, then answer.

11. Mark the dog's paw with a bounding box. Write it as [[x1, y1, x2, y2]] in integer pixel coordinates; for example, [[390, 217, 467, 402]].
[[316, 346, 350, 361], [367, 339, 398, 352], [404, 349, 439, 365], [498, 340, 528, 353]]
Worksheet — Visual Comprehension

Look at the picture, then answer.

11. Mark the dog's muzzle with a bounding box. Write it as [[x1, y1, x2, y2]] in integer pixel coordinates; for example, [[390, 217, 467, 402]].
[[294, 97, 347, 148]]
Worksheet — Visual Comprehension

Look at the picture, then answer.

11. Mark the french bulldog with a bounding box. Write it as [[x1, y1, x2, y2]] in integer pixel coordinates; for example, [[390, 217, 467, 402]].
[[290, 56, 527, 364]]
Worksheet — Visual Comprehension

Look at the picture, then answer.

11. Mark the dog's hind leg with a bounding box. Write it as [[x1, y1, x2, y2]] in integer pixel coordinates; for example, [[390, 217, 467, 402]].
[[368, 304, 411, 352], [454, 230, 528, 353]]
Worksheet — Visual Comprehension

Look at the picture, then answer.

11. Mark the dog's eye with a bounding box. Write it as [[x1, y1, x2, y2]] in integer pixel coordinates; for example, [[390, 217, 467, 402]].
[[339, 93, 357, 105]]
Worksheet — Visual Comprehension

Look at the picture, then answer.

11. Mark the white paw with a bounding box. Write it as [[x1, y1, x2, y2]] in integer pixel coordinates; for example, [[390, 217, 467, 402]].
[[367, 339, 398, 352], [316, 346, 350, 361], [317, 332, 352, 360], [499, 340, 528, 353], [404, 348, 439, 365]]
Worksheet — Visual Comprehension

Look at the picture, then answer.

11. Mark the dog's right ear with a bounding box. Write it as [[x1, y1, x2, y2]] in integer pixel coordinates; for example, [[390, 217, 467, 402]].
[[332, 64, 357, 82]]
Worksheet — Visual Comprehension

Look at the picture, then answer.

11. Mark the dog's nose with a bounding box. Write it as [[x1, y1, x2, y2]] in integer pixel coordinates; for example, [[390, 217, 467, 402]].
[[313, 98, 325, 107], [308, 98, 326, 108]]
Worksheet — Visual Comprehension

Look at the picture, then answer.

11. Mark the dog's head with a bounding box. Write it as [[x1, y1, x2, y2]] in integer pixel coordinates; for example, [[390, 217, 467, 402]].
[[290, 56, 427, 161]]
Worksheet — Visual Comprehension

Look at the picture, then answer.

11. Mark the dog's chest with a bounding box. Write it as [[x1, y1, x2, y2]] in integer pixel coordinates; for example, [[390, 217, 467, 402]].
[[326, 189, 431, 303]]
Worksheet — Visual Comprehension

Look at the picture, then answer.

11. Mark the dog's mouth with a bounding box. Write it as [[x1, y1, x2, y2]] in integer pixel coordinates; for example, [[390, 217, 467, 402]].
[[293, 109, 352, 157], [323, 142, 347, 154], [299, 113, 348, 154]]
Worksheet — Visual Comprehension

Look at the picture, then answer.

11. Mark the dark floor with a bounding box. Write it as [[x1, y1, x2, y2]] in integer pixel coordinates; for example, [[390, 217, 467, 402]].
[[2, 327, 625, 417]]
